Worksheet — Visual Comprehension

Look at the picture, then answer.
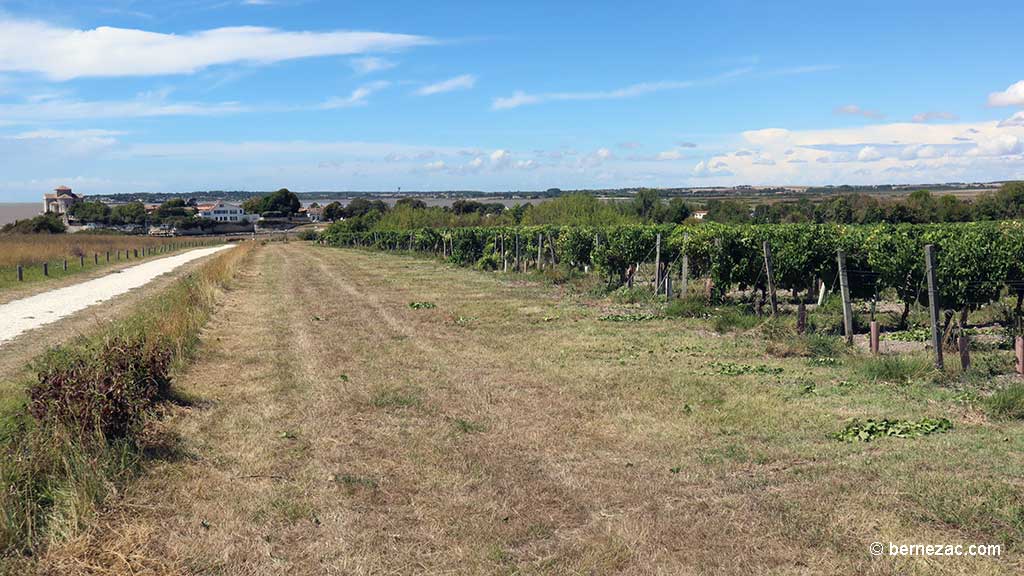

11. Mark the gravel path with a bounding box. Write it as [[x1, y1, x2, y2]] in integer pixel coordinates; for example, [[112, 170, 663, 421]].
[[0, 245, 235, 346]]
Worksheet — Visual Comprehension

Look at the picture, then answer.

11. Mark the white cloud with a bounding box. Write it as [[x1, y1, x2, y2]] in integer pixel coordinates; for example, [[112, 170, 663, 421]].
[[423, 160, 446, 171], [834, 104, 885, 119], [489, 149, 511, 169], [0, 95, 249, 123], [415, 74, 477, 96], [655, 149, 684, 161], [857, 146, 883, 162], [911, 111, 959, 123], [692, 117, 1024, 185], [350, 56, 396, 75], [492, 91, 542, 110], [899, 144, 941, 160], [988, 80, 1024, 107], [492, 67, 750, 109], [320, 81, 390, 109], [999, 111, 1024, 128], [969, 134, 1022, 157], [9, 128, 127, 140], [692, 159, 733, 177], [0, 18, 434, 80]]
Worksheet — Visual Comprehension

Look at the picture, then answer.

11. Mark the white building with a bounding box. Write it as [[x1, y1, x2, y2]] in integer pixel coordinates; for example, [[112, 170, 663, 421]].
[[198, 202, 258, 223]]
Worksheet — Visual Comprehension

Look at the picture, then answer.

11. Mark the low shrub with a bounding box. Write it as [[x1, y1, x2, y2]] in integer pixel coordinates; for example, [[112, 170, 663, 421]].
[[987, 384, 1024, 420], [28, 329, 172, 440], [296, 229, 320, 241]]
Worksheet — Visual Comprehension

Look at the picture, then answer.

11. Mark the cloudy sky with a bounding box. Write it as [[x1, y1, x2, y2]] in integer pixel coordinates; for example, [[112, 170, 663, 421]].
[[0, 0, 1022, 200]]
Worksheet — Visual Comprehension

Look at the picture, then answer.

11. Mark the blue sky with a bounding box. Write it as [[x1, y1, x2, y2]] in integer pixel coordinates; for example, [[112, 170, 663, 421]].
[[0, 0, 1023, 200]]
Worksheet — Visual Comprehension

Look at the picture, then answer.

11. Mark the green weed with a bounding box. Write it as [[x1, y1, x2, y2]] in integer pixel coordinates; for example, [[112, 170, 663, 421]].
[[830, 417, 952, 442]]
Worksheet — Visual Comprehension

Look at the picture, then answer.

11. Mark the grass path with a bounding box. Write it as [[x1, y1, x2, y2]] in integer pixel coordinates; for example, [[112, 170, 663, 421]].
[[43, 243, 1022, 575]]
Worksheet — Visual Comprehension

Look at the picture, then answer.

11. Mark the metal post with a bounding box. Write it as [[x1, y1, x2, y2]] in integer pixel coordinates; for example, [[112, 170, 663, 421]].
[[924, 244, 944, 370], [17, 265, 23, 282]]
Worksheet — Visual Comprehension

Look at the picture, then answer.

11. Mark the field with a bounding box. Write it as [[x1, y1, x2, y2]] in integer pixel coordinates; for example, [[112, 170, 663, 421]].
[[0, 234, 222, 294], [32, 242, 1021, 575]]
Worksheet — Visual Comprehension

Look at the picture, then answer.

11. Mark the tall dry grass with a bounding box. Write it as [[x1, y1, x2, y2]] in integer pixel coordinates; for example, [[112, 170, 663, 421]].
[[0, 241, 255, 565], [0, 234, 220, 267]]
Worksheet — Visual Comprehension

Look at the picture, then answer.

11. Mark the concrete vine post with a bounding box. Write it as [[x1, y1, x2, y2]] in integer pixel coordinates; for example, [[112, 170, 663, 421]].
[[537, 233, 543, 271], [515, 233, 520, 272], [924, 244, 944, 370], [654, 233, 661, 290], [836, 250, 854, 345], [762, 241, 778, 315]]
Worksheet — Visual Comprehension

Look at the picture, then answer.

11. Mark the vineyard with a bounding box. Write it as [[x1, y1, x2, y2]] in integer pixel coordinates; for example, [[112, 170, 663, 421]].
[[322, 221, 1024, 363]]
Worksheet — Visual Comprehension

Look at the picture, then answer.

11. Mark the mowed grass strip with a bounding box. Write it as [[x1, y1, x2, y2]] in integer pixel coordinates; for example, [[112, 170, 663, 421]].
[[45, 243, 1024, 575]]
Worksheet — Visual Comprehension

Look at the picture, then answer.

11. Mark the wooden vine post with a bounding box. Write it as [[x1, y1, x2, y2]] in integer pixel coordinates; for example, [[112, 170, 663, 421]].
[[924, 244, 944, 370], [762, 241, 778, 315], [959, 333, 971, 372], [836, 250, 854, 345]]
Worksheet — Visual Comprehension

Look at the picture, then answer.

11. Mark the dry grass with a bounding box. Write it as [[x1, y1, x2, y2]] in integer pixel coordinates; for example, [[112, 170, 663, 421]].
[[39, 243, 1024, 575], [0, 234, 225, 294], [0, 234, 219, 267]]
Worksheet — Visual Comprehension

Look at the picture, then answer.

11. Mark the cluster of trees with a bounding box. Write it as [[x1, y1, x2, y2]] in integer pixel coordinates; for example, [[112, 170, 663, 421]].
[[67, 201, 149, 226], [1, 213, 67, 234], [705, 183, 1024, 225], [241, 188, 301, 217], [324, 190, 695, 236]]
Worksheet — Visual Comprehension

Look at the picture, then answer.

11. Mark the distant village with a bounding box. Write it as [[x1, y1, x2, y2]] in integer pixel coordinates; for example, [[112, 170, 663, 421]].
[[40, 186, 320, 236]]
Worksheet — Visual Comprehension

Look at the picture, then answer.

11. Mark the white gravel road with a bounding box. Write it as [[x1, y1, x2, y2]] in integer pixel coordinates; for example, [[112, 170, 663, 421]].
[[0, 244, 235, 346]]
